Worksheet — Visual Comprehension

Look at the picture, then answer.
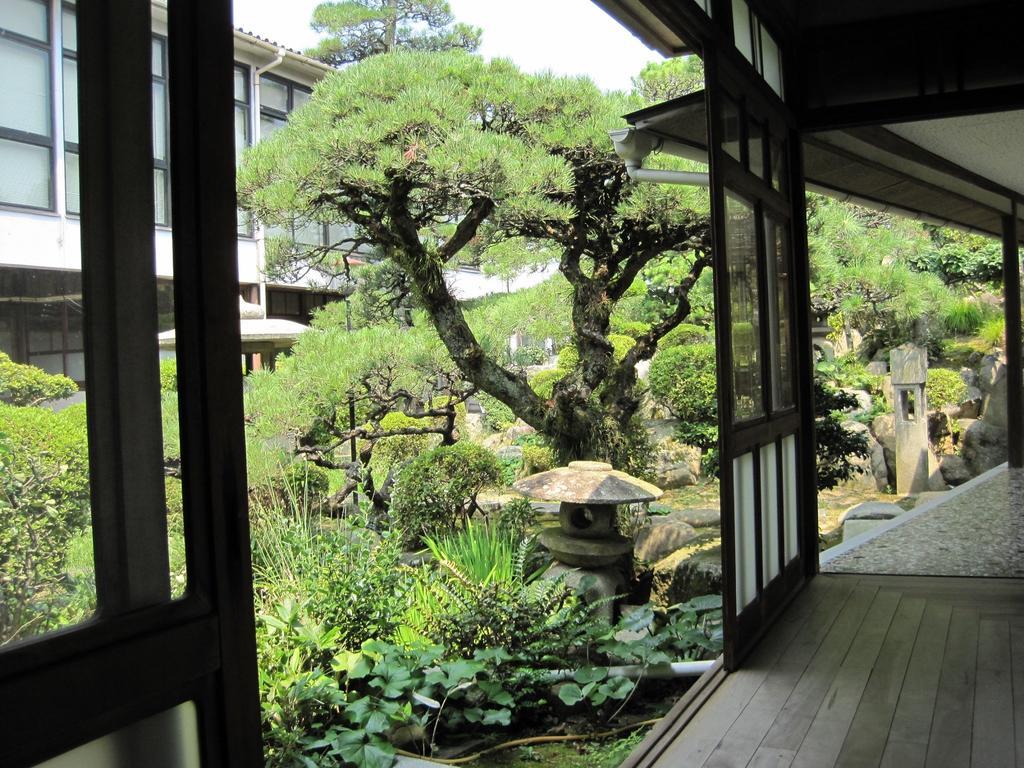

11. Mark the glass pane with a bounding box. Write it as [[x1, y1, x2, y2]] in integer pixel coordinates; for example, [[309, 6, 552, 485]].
[[762, 28, 783, 97], [234, 104, 249, 162], [63, 56, 78, 145], [151, 37, 165, 78], [260, 78, 289, 113], [0, 0, 48, 42], [721, 93, 742, 164], [0, 38, 51, 137], [260, 113, 286, 139], [0, 267, 94, 644], [233, 66, 249, 103], [770, 136, 785, 194], [294, 219, 323, 246], [237, 208, 252, 237], [153, 81, 167, 162], [0, 138, 50, 208], [154, 168, 169, 225], [765, 217, 794, 410], [748, 119, 765, 180], [293, 88, 311, 111], [726, 193, 763, 421], [732, 0, 753, 63], [65, 150, 79, 214], [61, 7, 76, 52]]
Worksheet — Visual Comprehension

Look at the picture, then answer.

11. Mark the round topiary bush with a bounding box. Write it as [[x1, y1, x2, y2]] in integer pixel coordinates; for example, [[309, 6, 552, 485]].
[[369, 412, 439, 481], [528, 368, 567, 399], [390, 441, 501, 547], [926, 368, 968, 410], [511, 345, 548, 366], [658, 322, 710, 350], [555, 333, 634, 371], [476, 393, 517, 432], [649, 343, 718, 426]]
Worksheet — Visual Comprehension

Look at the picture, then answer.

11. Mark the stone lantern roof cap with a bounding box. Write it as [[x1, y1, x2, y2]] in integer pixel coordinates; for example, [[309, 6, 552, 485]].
[[513, 460, 663, 505]]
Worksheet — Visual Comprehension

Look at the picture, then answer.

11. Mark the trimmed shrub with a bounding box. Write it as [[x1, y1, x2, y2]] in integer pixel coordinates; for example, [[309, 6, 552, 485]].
[[926, 368, 968, 410], [521, 444, 556, 475], [657, 322, 710, 350], [0, 353, 77, 406], [648, 343, 718, 431], [495, 497, 538, 535], [556, 334, 633, 371], [610, 318, 652, 339], [370, 412, 439, 481], [528, 368, 566, 399], [390, 442, 501, 546], [979, 317, 1005, 349]]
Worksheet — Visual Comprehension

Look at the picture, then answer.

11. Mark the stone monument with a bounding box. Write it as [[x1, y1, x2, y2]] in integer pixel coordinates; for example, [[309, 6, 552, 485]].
[[891, 343, 929, 494]]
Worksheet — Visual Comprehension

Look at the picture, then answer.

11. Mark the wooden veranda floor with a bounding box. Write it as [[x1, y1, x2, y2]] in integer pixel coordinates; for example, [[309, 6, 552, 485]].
[[623, 573, 1024, 768]]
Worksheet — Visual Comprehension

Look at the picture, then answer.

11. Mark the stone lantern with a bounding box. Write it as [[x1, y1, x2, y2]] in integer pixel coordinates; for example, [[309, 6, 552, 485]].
[[513, 461, 663, 567], [891, 342, 929, 494]]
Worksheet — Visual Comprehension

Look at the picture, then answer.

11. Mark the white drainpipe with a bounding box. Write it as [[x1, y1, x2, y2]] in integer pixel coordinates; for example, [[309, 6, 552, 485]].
[[547, 659, 715, 681], [252, 49, 287, 310], [609, 127, 710, 187]]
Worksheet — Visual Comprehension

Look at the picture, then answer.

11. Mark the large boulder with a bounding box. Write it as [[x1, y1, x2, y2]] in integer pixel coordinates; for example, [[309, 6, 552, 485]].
[[841, 388, 874, 415], [978, 353, 1008, 429], [870, 413, 897, 487], [634, 518, 697, 563], [939, 454, 972, 486], [960, 419, 1008, 475], [651, 538, 722, 608], [839, 422, 886, 491], [652, 438, 701, 489]]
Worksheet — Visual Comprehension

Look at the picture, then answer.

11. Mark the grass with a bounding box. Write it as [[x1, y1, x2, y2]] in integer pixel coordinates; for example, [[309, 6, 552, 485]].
[[466, 727, 650, 768]]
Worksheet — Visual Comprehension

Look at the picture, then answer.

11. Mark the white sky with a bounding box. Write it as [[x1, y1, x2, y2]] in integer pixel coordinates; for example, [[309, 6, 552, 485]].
[[231, 0, 662, 92]]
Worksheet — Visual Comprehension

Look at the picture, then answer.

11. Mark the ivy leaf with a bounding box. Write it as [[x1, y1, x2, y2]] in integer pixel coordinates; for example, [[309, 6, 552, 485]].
[[573, 667, 608, 685], [331, 730, 396, 768], [619, 605, 655, 633], [481, 708, 512, 726], [476, 680, 514, 707], [600, 676, 635, 701], [557, 683, 585, 706]]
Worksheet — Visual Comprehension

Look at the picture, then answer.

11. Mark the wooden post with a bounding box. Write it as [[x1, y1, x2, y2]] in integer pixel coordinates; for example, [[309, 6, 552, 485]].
[[1003, 207, 1022, 469]]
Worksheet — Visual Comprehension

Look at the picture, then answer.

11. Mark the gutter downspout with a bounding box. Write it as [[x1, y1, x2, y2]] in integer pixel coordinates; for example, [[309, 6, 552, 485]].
[[547, 659, 715, 681], [609, 128, 710, 187], [252, 49, 287, 311]]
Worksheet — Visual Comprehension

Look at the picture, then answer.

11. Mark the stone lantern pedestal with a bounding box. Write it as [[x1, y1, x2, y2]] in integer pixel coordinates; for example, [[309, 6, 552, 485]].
[[513, 461, 663, 618], [891, 343, 929, 494]]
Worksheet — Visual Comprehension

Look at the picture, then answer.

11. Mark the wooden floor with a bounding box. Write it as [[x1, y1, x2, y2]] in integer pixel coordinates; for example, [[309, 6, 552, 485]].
[[628, 574, 1024, 768]]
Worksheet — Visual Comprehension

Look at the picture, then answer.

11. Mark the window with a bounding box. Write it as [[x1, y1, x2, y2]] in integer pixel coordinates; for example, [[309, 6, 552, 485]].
[[259, 74, 311, 139], [0, 0, 53, 209], [726, 193, 763, 422], [234, 64, 253, 236], [267, 287, 344, 325], [730, 0, 784, 98], [63, 2, 79, 214], [152, 35, 170, 225]]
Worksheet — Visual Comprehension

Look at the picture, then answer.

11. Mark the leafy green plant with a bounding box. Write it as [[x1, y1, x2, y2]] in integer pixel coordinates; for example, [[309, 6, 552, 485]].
[[926, 367, 968, 410], [980, 317, 1006, 349], [389, 442, 501, 547], [528, 368, 566, 399], [657, 322, 710, 350], [0, 353, 77, 406], [477, 392, 517, 432], [521, 443, 556, 475], [495, 497, 538, 536], [159, 357, 177, 394], [814, 381, 870, 490], [941, 297, 988, 335], [814, 353, 882, 392], [369, 412, 439, 483]]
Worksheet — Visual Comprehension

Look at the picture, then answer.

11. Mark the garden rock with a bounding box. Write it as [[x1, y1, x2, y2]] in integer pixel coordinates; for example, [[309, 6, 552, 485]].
[[867, 361, 888, 376], [544, 563, 625, 623], [840, 422, 886, 491], [913, 490, 949, 508], [504, 424, 536, 441], [958, 386, 983, 419], [644, 418, 679, 444], [840, 500, 903, 540], [841, 388, 873, 415], [960, 419, 1008, 475], [667, 507, 721, 528], [871, 412, 897, 486], [653, 438, 701, 489], [979, 353, 1008, 429], [927, 449, 947, 491], [939, 454, 972, 486], [634, 518, 697, 563], [495, 445, 523, 462], [651, 538, 722, 607]]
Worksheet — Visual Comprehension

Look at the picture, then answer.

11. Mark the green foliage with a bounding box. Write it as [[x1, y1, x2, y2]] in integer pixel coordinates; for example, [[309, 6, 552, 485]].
[[477, 392, 517, 432], [980, 316, 1006, 349], [159, 358, 177, 394], [908, 228, 1004, 286], [814, 353, 882, 393], [0, 353, 77, 406], [511, 345, 548, 367], [657, 322, 710, 350], [556, 334, 633, 372], [632, 55, 705, 103], [251, 497, 409, 652], [370, 412, 439, 482], [528, 368, 566, 400], [941, 297, 989, 335], [926, 368, 968, 410], [521, 443, 556, 475], [306, 0, 482, 66], [0, 402, 91, 642], [495, 497, 537, 536], [389, 442, 501, 546], [648, 344, 718, 448], [609, 318, 651, 340], [814, 381, 870, 491]]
